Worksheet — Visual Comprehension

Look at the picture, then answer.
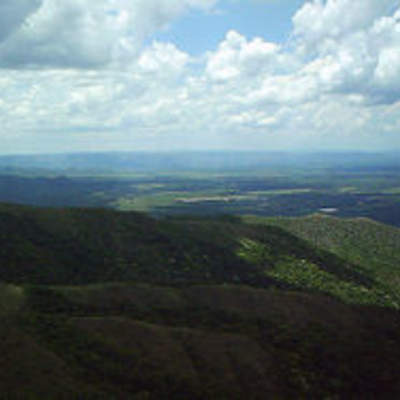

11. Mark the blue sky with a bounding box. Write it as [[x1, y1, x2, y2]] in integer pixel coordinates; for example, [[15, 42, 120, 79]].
[[153, 0, 306, 54], [0, 0, 399, 154]]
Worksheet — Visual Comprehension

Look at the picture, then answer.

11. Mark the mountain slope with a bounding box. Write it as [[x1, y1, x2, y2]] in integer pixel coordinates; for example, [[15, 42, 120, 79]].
[[1, 282, 399, 399], [0, 203, 396, 307], [1, 204, 400, 398], [247, 213, 400, 300]]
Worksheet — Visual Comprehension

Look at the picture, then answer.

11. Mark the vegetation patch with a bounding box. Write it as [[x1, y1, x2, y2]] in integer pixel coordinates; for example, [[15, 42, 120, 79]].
[[0, 284, 24, 315], [0, 203, 399, 398]]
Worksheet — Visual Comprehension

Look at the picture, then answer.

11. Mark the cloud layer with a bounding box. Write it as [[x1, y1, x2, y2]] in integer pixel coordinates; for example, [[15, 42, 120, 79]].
[[0, 0, 399, 153]]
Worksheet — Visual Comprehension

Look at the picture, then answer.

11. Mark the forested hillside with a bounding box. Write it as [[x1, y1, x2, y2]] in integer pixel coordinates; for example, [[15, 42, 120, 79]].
[[0, 203, 400, 398], [250, 214, 400, 300]]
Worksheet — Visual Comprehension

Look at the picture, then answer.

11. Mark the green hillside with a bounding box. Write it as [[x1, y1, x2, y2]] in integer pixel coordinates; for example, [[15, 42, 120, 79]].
[[1, 282, 399, 399], [1, 204, 400, 398], [247, 213, 400, 303]]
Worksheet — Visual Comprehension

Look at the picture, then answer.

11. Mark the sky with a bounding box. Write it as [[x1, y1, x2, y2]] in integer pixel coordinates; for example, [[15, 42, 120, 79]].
[[0, 0, 399, 154]]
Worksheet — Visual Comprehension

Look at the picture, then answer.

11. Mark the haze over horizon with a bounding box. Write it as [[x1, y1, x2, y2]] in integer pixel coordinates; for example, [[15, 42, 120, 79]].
[[1, 0, 400, 154]]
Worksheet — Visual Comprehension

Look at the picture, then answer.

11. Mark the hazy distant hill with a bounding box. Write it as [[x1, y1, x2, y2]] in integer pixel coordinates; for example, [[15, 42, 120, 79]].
[[0, 203, 400, 398], [1, 151, 399, 173]]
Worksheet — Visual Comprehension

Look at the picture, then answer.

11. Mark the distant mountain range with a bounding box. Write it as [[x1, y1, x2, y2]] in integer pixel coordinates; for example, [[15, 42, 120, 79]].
[[1, 151, 400, 173]]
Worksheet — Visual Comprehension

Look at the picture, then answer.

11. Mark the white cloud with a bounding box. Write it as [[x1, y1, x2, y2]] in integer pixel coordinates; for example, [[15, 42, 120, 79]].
[[0, 0, 218, 69], [371, 16, 400, 97], [0, 0, 42, 42], [138, 42, 189, 77], [289, 0, 400, 104], [293, 0, 395, 54], [0, 0, 118, 68], [0, 0, 400, 153], [206, 30, 293, 81], [202, 1, 399, 110]]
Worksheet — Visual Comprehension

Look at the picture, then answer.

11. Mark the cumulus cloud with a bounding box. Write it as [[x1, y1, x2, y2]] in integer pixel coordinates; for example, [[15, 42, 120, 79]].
[[201, 0, 399, 110], [206, 30, 286, 81], [292, 0, 400, 104], [0, 0, 42, 42], [0, 0, 114, 68], [138, 42, 190, 77], [0, 0, 217, 69], [0, 0, 400, 153], [293, 0, 395, 53]]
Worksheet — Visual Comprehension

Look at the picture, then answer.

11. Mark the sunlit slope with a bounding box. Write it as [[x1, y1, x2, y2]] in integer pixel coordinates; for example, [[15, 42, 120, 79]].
[[247, 214, 400, 297], [0, 203, 398, 307]]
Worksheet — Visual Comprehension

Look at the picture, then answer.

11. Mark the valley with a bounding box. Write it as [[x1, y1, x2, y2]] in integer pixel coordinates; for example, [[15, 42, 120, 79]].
[[1, 152, 400, 227]]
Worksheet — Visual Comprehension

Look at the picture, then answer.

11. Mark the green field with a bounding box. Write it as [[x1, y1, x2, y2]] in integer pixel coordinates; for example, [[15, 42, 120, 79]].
[[1, 152, 400, 227]]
